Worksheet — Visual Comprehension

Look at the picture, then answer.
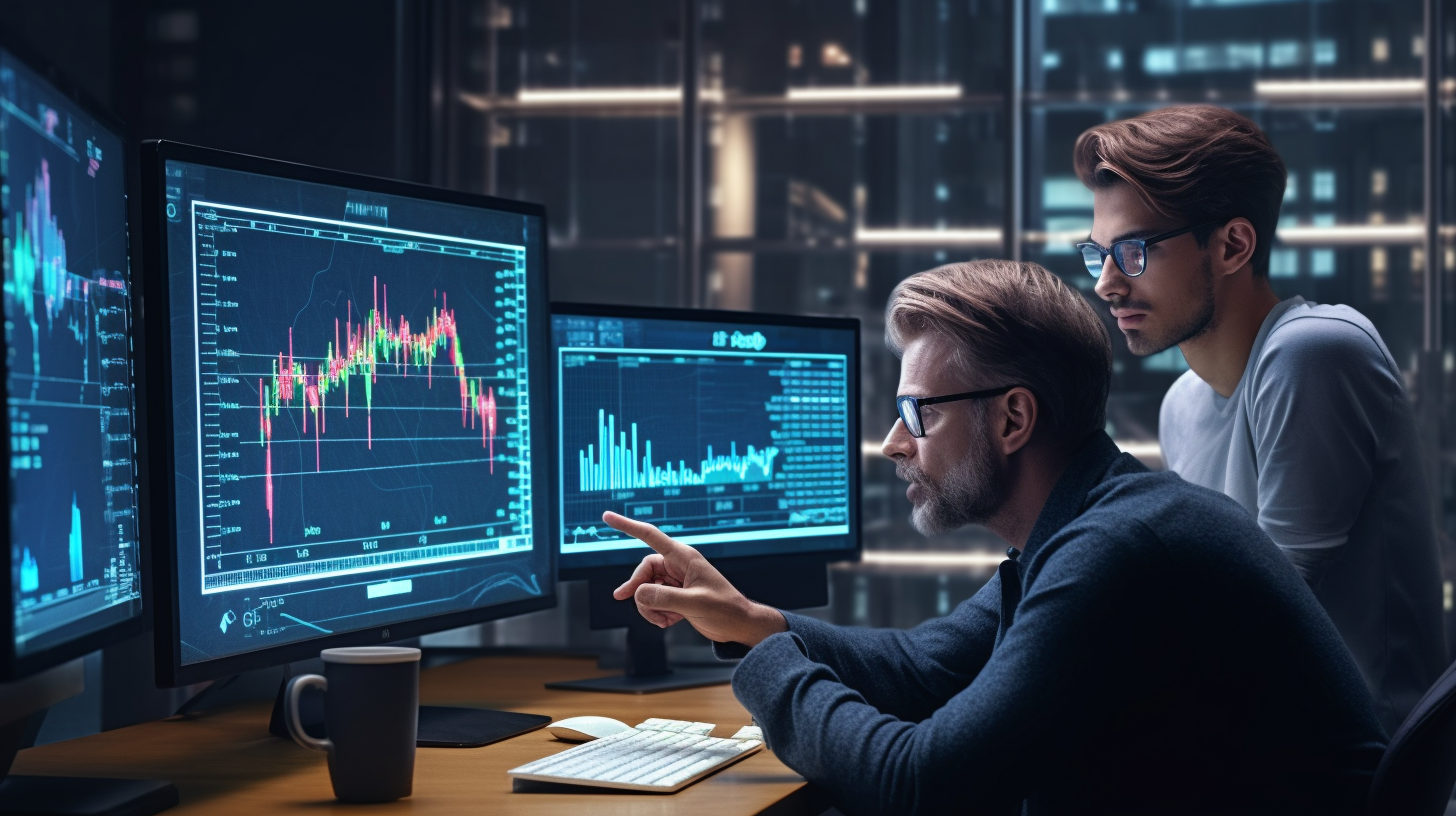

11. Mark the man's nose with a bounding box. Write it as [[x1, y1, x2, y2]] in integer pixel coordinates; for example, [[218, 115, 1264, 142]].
[[882, 417, 915, 460], [1093, 260, 1129, 302]]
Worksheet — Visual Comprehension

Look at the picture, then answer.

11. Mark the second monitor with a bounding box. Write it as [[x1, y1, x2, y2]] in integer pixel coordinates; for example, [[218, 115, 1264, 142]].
[[550, 304, 860, 693], [140, 141, 554, 741]]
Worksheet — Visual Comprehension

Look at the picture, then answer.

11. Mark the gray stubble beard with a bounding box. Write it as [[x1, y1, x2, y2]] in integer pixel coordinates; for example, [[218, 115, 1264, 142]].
[[899, 414, 1007, 536]]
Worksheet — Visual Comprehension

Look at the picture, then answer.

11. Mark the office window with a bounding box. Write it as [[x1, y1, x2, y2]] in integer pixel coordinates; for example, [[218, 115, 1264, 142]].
[[440, 0, 1456, 633]]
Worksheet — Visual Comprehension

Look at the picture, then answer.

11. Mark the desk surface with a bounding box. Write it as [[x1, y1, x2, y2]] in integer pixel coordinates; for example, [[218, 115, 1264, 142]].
[[11, 654, 826, 815]]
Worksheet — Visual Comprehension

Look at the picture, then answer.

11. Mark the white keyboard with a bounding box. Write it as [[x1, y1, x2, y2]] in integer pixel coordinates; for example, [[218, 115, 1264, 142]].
[[508, 718, 765, 793]]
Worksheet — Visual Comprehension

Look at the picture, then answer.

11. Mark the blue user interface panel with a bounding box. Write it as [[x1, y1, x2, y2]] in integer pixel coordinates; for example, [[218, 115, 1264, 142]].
[[2, 48, 143, 657], [161, 160, 546, 664], [554, 311, 856, 569]]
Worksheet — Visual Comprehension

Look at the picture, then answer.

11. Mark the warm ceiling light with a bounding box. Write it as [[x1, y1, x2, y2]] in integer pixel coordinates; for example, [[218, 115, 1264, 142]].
[[787, 84, 963, 102], [857, 551, 1006, 569], [821, 42, 853, 68], [1277, 224, 1425, 245], [1254, 78, 1424, 101], [855, 227, 1001, 246], [516, 88, 681, 105]]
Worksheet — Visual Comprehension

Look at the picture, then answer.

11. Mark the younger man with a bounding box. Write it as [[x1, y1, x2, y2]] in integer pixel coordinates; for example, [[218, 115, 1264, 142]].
[[1078, 105, 1445, 731]]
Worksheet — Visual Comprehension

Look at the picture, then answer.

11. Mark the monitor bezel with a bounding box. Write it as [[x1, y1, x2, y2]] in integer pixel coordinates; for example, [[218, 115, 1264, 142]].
[[0, 25, 147, 681], [548, 302, 863, 583], [138, 140, 557, 687]]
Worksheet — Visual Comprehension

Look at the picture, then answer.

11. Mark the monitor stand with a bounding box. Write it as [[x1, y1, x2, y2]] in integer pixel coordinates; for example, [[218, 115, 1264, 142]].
[[267, 680, 548, 748], [0, 711, 178, 816], [543, 618, 735, 694]]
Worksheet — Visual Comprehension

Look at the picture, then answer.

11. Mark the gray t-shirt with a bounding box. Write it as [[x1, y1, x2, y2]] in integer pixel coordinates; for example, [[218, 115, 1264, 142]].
[[1160, 296, 1445, 733]]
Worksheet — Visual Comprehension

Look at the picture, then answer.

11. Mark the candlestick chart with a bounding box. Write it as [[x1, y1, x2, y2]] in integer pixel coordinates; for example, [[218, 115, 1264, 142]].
[[257, 278, 500, 544]]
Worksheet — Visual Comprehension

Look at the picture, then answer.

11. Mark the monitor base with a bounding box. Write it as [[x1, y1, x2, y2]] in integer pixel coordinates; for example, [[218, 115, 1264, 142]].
[[0, 776, 178, 816], [268, 680, 548, 748], [545, 665, 736, 694], [544, 621, 735, 693]]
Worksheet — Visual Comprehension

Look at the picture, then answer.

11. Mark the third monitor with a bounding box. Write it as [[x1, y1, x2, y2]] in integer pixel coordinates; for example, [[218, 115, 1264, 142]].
[[550, 303, 860, 692]]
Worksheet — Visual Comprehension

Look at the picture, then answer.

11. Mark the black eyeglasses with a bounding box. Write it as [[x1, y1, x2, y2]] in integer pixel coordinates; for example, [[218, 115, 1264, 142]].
[[1076, 221, 1222, 279], [896, 385, 1019, 438]]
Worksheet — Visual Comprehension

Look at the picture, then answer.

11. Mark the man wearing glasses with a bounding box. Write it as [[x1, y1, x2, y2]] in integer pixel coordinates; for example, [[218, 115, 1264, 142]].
[[1076, 104, 1444, 733], [603, 260, 1384, 815]]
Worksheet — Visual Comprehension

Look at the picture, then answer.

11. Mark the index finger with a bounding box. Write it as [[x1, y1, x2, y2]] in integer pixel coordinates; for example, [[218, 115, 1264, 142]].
[[603, 511, 687, 558]]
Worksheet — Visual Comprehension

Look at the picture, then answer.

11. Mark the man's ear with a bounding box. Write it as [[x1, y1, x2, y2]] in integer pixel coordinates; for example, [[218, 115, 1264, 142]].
[[1216, 217, 1257, 276], [997, 387, 1039, 457]]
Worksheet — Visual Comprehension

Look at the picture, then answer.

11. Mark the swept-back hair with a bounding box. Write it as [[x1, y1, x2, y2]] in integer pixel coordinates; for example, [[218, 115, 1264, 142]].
[[1074, 105, 1287, 277], [886, 260, 1113, 449]]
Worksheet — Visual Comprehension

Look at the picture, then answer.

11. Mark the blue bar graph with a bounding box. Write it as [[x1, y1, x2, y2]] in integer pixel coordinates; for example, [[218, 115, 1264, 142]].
[[20, 548, 38, 593], [68, 492, 82, 583], [579, 409, 779, 491]]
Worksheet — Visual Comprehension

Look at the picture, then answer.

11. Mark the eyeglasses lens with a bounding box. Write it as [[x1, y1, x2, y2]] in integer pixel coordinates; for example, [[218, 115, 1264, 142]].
[[1079, 246, 1105, 278], [1113, 242, 1146, 276], [897, 399, 923, 437]]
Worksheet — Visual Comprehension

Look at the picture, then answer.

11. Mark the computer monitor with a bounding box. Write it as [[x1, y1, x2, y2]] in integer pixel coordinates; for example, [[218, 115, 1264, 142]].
[[138, 141, 554, 742], [548, 304, 860, 692], [0, 29, 177, 815]]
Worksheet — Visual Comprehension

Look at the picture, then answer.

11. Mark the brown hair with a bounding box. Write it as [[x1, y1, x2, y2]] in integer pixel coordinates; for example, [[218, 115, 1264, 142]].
[[886, 260, 1113, 449], [1073, 105, 1287, 277]]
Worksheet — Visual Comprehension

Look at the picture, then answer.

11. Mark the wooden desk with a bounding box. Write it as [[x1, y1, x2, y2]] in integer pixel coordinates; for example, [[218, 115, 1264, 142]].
[[10, 655, 828, 815]]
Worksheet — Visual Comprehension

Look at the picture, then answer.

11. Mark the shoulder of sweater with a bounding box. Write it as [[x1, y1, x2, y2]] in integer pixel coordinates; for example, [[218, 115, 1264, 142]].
[[1041, 468, 1263, 565]]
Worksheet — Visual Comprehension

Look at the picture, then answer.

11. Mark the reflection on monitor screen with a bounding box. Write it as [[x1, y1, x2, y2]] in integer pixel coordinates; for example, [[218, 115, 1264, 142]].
[[553, 311, 856, 569], [160, 160, 546, 665], [1, 48, 142, 658]]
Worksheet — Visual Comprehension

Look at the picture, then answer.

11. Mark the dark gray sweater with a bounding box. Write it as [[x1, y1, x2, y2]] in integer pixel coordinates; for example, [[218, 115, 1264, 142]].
[[728, 432, 1387, 816]]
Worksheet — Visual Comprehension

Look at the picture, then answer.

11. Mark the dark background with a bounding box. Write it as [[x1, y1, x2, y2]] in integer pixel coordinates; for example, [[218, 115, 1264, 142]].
[[0, 0, 1452, 746]]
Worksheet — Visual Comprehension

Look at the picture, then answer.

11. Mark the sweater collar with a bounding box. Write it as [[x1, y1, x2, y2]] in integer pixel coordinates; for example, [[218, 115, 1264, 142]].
[[1020, 432, 1123, 562]]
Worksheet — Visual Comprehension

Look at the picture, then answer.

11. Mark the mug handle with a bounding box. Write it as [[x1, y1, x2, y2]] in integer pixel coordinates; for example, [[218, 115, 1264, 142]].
[[285, 674, 333, 753]]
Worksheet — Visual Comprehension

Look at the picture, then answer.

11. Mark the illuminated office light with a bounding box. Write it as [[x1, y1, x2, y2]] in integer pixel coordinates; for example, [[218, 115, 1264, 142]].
[[858, 551, 1005, 570], [854, 227, 1001, 246], [518, 88, 680, 104], [1371, 169, 1388, 198], [1276, 224, 1425, 245], [513, 88, 725, 105], [1371, 248, 1389, 298], [1254, 78, 1424, 101], [821, 42, 853, 68], [1372, 37, 1389, 63], [1268, 41, 1301, 68], [1269, 248, 1300, 279], [786, 84, 962, 102]]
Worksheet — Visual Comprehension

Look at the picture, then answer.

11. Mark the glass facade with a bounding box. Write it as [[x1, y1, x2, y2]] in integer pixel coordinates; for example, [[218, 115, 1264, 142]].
[[439, 0, 1456, 635]]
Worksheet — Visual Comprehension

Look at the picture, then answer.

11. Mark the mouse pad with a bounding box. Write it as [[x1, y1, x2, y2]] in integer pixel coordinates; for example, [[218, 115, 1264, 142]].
[[269, 682, 548, 748]]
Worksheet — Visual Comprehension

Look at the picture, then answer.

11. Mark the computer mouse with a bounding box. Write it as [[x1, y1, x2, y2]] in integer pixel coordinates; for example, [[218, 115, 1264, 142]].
[[546, 716, 633, 742]]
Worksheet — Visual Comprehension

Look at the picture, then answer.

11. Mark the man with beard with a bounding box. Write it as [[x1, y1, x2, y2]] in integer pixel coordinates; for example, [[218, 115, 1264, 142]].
[[602, 260, 1385, 816], [1078, 105, 1444, 732]]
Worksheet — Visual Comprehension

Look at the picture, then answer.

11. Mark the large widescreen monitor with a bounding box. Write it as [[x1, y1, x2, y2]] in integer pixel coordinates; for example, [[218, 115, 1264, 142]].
[[0, 35, 144, 680], [140, 141, 554, 687]]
